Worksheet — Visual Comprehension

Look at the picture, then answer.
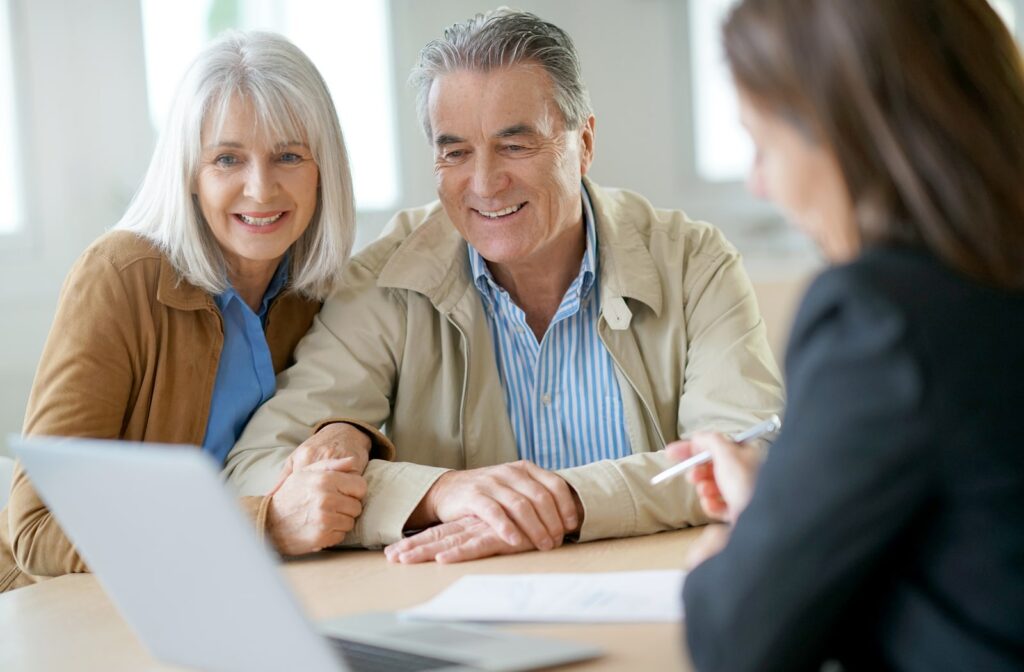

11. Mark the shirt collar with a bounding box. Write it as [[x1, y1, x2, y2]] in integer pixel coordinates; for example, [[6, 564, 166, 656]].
[[214, 253, 290, 318], [468, 184, 599, 304]]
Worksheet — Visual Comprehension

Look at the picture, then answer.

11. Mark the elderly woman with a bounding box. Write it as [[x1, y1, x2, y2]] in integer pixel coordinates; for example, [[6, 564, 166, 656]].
[[670, 1, 1024, 670], [0, 31, 384, 593]]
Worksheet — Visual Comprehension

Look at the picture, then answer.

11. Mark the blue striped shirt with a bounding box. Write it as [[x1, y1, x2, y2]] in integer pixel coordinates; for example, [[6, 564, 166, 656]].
[[468, 186, 632, 470]]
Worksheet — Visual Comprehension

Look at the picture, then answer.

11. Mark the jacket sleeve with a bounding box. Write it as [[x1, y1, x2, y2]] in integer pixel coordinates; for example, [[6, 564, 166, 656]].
[[9, 249, 139, 576], [683, 272, 932, 672], [223, 257, 448, 547], [560, 237, 785, 541]]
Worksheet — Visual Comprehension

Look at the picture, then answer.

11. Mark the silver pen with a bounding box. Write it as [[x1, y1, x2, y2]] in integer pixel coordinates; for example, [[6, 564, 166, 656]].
[[650, 414, 782, 485]]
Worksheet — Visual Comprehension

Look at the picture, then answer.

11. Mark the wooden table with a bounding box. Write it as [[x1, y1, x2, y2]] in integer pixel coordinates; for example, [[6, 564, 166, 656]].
[[0, 528, 700, 671]]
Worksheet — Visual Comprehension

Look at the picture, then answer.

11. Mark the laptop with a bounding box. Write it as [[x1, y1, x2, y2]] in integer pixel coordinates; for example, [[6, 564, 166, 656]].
[[10, 435, 602, 672]]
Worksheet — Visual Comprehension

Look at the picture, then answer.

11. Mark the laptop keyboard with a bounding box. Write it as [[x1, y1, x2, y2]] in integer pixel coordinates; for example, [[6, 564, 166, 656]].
[[328, 636, 464, 671]]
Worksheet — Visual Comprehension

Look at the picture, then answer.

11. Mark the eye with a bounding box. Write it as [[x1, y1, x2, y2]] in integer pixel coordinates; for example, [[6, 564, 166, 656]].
[[279, 152, 304, 164], [214, 154, 240, 167], [442, 149, 466, 161], [504, 144, 526, 152]]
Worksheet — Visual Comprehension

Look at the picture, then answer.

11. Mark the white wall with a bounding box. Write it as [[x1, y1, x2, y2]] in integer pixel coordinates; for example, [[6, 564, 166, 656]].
[[0, 0, 822, 456]]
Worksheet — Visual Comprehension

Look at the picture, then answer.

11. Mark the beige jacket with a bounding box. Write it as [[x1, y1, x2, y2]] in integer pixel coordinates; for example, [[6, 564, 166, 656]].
[[225, 180, 783, 545]]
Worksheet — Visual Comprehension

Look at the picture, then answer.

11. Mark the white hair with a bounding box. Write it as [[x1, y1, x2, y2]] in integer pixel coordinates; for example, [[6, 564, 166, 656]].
[[410, 8, 593, 142], [116, 30, 354, 300]]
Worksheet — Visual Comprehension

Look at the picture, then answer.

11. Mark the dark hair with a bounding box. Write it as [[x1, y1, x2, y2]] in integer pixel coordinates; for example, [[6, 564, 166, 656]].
[[724, 0, 1024, 290]]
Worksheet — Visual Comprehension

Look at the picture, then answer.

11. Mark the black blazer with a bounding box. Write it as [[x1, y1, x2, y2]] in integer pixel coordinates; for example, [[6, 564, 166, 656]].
[[683, 246, 1024, 671]]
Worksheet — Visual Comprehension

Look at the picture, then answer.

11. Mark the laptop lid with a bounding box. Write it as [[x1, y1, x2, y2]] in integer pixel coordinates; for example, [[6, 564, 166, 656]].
[[11, 435, 345, 672]]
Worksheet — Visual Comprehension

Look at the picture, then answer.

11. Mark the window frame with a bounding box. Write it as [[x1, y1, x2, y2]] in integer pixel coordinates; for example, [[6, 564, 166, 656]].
[[0, 0, 30, 251]]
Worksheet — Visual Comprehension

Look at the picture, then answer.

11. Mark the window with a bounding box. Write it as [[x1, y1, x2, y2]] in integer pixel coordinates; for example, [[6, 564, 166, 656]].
[[0, 0, 23, 235], [689, 0, 748, 183], [689, 0, 1021, 185], [991, 0, 1018, 33], [140, 0, 399, 210]]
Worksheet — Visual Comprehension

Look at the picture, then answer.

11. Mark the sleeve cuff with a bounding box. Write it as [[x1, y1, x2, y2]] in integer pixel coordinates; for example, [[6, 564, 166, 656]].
[[313, 417, 397, 462], [341, 460, 451, 548], [558, 461, 637, 542]]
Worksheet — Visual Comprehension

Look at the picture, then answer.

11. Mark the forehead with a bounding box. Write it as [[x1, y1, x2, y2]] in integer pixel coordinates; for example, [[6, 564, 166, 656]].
[[427, 65, 562, 138], [201, 93, 308, 146]]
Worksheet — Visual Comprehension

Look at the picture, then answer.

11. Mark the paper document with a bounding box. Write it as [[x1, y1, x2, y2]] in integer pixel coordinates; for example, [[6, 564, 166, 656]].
[[400, 570, 685, 623]]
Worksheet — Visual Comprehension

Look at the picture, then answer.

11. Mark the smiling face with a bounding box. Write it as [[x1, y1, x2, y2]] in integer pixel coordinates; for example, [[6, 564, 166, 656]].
[[428, 65, 595, 274], [195, 96, 320, 281], [738, 90, 858, 263]]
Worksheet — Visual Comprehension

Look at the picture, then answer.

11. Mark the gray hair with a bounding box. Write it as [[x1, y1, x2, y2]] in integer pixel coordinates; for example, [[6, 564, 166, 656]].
[[116, 30, 354, 300], [410, 8, 593, 141]]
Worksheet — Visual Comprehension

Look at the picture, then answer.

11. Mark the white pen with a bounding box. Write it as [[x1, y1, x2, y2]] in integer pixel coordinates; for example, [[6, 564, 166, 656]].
[[650, 414, 782, 485]]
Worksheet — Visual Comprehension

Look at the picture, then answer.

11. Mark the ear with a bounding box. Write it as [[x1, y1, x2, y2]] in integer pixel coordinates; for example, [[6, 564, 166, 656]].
[[578, 115, 596, 176]]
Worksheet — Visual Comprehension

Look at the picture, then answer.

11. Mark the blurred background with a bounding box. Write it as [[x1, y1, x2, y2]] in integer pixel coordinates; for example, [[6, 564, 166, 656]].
[[1, 0, 1020, 454]]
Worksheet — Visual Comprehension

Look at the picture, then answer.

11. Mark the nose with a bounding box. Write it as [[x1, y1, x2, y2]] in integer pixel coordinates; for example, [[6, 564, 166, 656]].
[[471, 153, 509, 199], [243, 161, 279, 203]]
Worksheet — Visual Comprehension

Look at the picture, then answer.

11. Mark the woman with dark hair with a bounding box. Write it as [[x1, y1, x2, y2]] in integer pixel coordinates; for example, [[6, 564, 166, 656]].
[[669, 1, 1024, 670]]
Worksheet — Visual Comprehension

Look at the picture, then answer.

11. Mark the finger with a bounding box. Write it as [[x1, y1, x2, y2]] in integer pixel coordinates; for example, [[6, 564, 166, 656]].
[[499, 470, 565, 544], [303, 456, 360, 473], [664, 440, 695, 461], [702, 496, 728, 519], [319, 471, 368, 500], [521, 463, 578, 532], [385, 524, 451, 559], [693, 432, 743, 465], [395, 527, 471, 564], [435, 533, 503, 564], [471, 496, 523, 546], [697, 480, 721, 500], [287, 446, 319, 472], [492, 487, 555, 550], [321, 492, 363, 519], [685, 461, 716, 487]]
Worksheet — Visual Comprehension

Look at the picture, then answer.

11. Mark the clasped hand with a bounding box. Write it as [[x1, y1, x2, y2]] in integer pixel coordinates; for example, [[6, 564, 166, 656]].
[[266, 423, 372, 556], [388, 460, 582, 564]]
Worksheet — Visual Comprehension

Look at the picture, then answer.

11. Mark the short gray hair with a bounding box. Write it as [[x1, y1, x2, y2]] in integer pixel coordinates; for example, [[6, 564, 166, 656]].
[[116, 30, 354, 300], [410, 8, 593, 141]]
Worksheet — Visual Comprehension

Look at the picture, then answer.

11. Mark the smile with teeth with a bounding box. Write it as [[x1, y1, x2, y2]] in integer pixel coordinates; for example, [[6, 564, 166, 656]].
[[237, 212, 285, 226], [476, 203, 525, 219]]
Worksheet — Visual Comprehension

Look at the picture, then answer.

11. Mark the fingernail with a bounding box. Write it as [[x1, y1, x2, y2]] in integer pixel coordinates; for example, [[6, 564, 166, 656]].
[[538, 537, 552, 551], [508, 532, 522, 545]]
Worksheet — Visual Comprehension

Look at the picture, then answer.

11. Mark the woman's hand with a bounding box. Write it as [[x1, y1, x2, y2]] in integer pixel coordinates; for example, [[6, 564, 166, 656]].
[[666, 432, 761, 525]]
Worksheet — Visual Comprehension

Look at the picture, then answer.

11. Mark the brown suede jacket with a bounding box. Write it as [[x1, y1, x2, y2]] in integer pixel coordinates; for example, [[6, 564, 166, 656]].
[[0, 230, 322, 592]]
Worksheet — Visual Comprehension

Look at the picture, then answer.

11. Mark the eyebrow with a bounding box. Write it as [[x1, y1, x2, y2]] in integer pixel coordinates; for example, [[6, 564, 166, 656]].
[[495, 124, 538, 138], [434, 124, 539, 148]]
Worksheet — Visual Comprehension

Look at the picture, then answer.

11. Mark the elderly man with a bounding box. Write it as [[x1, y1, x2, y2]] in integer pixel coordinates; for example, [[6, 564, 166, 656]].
[[225, 9, 782, 563]]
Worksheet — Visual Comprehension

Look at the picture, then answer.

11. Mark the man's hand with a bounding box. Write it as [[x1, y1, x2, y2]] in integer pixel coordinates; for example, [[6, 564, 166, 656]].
[[270, 422, 372, 495], [267, 458, 367, 556], [406, 460, 579, 552], [385, 516, 540, 564], [665, 432, 761, 524]]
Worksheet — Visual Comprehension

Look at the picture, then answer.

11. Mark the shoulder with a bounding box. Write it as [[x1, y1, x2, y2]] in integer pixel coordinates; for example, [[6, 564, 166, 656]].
[[61, 231, 169, 299], [79, 230, 165, 272], [785, 248, 928, 385], [346, 201, 451, 278], [589, 181, 738, 269]]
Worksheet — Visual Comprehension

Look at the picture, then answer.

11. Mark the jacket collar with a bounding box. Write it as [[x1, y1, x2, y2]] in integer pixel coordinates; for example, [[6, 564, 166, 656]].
[[156, 256, 216, 312], [376, 177, 663, 318]]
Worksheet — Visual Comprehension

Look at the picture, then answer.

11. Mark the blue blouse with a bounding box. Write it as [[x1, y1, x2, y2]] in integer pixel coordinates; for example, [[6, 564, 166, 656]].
[[201, 259, 289, 465]]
